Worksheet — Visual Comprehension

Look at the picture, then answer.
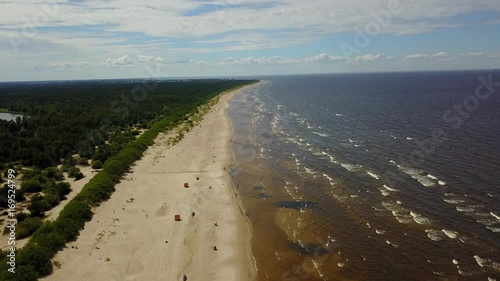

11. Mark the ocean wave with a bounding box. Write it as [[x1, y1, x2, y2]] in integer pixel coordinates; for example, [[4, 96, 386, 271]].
[[453, 259, 459, 265], [473, 255, 500, 270], [456, 206, 475, 213], [383, 185, 398, 192], [443, 198, 465, 204], [491, 212, 500, 220], [442, 229, 458, 239], [367, 171, 380, 180], [410, 211, 432, 225], [312, 131, 330, 137], [386, 240, 398, 248], [438, 180, 446, 186], [427, 174, 438, 180], [486, 227, 500, 233], [335, 113, 344, 117], [396, 164, 436, 187], [340, 163, 362, 171], [426, 229, 445, 241], [376, 229, 385, 235]]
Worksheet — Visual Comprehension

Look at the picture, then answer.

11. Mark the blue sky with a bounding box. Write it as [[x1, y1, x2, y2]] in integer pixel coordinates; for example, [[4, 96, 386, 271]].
[[0, 0, 499, 81]]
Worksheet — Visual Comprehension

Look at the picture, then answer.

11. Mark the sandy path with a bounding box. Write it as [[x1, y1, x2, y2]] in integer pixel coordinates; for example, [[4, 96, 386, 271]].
[[43, 85, 257, 281]]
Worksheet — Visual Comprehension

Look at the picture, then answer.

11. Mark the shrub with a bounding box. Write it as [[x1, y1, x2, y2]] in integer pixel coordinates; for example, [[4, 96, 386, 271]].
[[42, 167, 64, 181], [15, 212, 28, 223], [67, 167, 80, 178], [54, 182, 71, 198], [76, 157, 89, 166], [44, 193, 61, 207], [21, 179, 43, 193], [91, 160, 103, 169], [18, 244, 53, 277], [16, 217, 43, 239], [74, 172, 84, 181], [28, 194, 50, 217]]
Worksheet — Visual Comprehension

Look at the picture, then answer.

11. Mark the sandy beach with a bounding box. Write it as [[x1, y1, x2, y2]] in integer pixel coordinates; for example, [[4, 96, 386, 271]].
[[42, 85, 257, 281]]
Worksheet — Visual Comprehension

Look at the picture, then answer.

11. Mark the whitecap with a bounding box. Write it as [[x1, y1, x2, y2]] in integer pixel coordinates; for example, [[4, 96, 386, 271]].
[[406, 137, 414, 140], [337, 262, 346, 268], [456, 206, 474, 213], [383, 185, 398, 192], [411, 211, 432, 225], [427, 174, 438, 180], [426, 229, 445, 241], [335, 114, 343, 117], [367, 171, 380, 180], [386, 240, 398, 248], [452, 259, 459, 265], [443, 198, 465, 204], [312, 131, 330, 137], [474, 255, 487, 268], [438, 181, 446, 186], [491, 212, 500, 220], [376, 229, 385, 235], [487, 227, 500, 233], [442, 229, 458, 239]]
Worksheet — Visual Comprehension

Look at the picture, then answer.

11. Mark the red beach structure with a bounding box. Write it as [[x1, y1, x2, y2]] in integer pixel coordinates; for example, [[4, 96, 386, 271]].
[[184, 183, 189, 188], [174, 215, 181, 221]]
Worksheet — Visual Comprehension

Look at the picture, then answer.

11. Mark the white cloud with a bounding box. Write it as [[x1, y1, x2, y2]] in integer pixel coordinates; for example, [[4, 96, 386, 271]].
[[47, 61, 92, 69], [355, 54, 389, 62], [405, 52, 449, 59], [103, 54, 164, 66], [405, 53, 430, 59], [305, 53, 348, 63]]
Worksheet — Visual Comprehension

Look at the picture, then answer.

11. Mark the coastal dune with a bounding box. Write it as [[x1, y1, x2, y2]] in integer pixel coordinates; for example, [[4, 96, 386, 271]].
[[43, 85, 257, 281]]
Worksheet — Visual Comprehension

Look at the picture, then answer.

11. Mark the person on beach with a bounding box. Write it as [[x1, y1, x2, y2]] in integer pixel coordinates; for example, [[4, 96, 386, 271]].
[[183, 274, 187, 281]]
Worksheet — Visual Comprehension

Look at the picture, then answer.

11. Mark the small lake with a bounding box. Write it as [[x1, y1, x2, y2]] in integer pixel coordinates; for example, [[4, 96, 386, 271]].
[[0, 112, 24, 121]]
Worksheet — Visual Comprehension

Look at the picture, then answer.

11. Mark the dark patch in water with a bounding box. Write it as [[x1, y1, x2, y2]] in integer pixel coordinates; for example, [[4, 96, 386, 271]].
[[277, 201, 316, 209], [258, 193, 268, 198], [289, 242, 330, 256], [253, 185, 264, 190]]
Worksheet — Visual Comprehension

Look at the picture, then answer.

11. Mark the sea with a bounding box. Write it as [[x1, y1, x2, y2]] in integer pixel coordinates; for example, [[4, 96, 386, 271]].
[[227, 71, 500, 281]]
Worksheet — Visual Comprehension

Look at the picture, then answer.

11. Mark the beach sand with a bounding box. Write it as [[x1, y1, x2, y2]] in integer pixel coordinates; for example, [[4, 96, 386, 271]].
[[42, 85, 257, 281]]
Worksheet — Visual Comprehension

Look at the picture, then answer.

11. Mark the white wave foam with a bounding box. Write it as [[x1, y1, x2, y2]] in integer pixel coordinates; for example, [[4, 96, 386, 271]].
[[397, 165, 436, 187], [367, 171, 380, 180], [491, 212, 500, 220], [427, 174, 438, 180], [474, 255, 487, 268], [456, 206, 475, 213], [488, 193, 494, 198], [410, 211, 432, 225], [426, 229, 445, 241], [487, 227, 500, 233], [383, 185, 398, 192], [337, 262, 346, 268], [452, 259, 459, 265], [312, 131, 330, 137], [340, 163, 362, 171], [442, 229, 458, 239], [386, 240, 398, 248], [443, 198, 465, 204], [376, 230, 385, 234], [380, 190, 390, 197], [488, 278, 497, 281], [389, 160, 396, 164], [438, 180, 446, 186], [406, 137, 414, 140], [335, 113, 343, 117]]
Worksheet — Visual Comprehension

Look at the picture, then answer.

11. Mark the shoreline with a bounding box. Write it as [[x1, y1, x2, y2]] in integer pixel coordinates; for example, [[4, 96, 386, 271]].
[[42, 83, 259, 281]]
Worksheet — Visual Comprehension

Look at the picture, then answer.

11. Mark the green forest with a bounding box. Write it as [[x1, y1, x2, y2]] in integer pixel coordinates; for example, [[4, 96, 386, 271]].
[[0, 79, 256, 280]]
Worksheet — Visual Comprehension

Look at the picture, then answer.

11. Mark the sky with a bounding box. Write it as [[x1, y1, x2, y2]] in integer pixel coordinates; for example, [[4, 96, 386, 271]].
[[0, 0, 499, 81]]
